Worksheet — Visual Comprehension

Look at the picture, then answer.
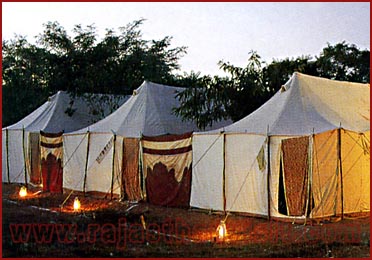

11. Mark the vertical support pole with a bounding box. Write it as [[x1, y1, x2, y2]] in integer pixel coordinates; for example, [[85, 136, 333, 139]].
[[337, 126, 344, 219], [304, 132, 313, 222], [139, 134, 146, 201], [6, 128, 10, 183], [222, 133, 226, 213], [111, 134, 117, 200], [38, 133, 42, 187], [266, 126, 271, 220], [120, 138, 126, 201], [22, 127, 28, 186], [28, 133, 32, 184], [83, 131, 91, 196]]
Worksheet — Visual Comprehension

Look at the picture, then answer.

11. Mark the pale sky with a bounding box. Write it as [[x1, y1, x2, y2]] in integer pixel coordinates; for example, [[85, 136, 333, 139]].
[[2, 2, 370, 76]]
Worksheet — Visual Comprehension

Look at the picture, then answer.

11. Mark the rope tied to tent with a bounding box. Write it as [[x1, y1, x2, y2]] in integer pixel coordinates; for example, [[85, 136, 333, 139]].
[[223, 137, 268, 223], [60, 132, 91, 208]]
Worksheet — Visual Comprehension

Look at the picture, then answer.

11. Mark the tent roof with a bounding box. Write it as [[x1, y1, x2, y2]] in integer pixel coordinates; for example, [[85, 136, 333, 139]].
[[4, 91, 129, 133], [204, 72, 370, 136], [72, 81, 231, 137]]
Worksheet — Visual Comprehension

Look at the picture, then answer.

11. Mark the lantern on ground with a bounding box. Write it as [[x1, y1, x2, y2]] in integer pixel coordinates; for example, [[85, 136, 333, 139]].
[[216, 220, 227, 241], [19, 186, 27, 197], [73, 197, 81, 211]]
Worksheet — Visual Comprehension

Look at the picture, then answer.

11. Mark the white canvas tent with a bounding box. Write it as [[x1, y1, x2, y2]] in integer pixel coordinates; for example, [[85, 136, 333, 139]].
[[2, 91, 128, 184], [63, 81, 232, 198], [191, 72, 370, 220]]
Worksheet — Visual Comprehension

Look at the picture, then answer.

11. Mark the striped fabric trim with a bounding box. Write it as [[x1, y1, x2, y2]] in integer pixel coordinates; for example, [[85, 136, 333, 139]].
[[40, 141, 63, 148], [142, 132, 193, 142], [40, 131, 64, 138], [143, 145, 192, 155]]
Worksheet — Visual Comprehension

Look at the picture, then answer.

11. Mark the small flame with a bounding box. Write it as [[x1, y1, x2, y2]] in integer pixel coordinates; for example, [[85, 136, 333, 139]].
[[19, 186, 27, 197], [216, 220, 227, 240], [73, 197, 81, 211]]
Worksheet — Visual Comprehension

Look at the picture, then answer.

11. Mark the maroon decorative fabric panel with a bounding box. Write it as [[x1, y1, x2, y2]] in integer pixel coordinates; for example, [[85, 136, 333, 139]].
[[146, 162, 191, 207], [281, 136, 309, 216], [40, 131, 63, 193], [142, 132, 192, 208]]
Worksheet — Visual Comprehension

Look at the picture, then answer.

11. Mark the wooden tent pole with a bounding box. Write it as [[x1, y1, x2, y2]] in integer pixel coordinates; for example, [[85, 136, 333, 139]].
[[222, 133, 226, 214], [6, 128, 10, 183], [338, 126, 344, 219], [120, 138, 126, 201], [110, 134, 117, 200], [22, 127, 28, 186], [83, 131, 91, 196], [267, 126, 271, 220], [304, 132, 313, 222], [139, 134, 146, 201]]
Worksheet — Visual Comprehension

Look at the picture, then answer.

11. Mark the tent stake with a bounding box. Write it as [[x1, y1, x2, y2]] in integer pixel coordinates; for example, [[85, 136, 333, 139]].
[[83, 131, 91, 196]]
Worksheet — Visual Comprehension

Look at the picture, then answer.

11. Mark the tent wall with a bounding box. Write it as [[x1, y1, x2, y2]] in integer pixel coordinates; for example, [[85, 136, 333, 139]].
[[85, 134, 116, 194], [311, 130, 341, 218], [63, 132, 122, 196], [190, 133, 224, 211], [63, 133, 88, 191], [2, 129, 29, 184], [2, 130, 8, 182], [225, 134, 268, 215], [340, 130, 370, 214]]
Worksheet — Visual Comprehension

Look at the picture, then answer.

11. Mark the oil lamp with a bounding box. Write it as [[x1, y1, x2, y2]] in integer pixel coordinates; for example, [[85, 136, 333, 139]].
[[216, 220, 227, 241], [19, 186, 27, 197], [73, 197, 81, 211]]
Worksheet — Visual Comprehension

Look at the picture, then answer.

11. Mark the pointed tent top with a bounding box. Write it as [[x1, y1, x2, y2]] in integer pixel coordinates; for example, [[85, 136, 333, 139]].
[[70, 81, 232, 137], [201, 73, 370, 136], [4, 91, 129, 134]]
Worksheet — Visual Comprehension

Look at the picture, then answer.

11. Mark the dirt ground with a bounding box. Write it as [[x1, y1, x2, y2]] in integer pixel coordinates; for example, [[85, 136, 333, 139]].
[[2, 183, 370, 258]]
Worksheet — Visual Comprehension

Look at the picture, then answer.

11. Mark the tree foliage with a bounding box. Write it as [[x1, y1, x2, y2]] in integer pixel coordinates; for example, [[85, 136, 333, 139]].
[[2, 20, 369, 130], [174, 42, 370, 129], [2, 20, 187, 126]]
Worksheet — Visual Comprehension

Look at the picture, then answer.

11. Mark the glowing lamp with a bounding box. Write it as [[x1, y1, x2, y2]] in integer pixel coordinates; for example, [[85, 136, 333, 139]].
[[73, 197, 81, 211], [19, 186, 27, 197], [216, 220, 227, 241]]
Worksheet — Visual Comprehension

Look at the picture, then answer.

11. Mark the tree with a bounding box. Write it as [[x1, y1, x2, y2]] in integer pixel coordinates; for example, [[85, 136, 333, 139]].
[[2, 36, 51, 126], [2, 20, 187, 126], [315, 41, 370, 83], [262, 55, 317, 95], [172, 71, 231, 129], [173, 51, 267, 129], [174, 42, 369, 128]]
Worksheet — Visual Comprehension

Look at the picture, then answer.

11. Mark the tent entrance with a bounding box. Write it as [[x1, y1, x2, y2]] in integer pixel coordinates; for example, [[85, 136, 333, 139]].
[[278, 161, 288, 215], [279, 136, 310, 217], [40, 131, 63, 193], [121, 138, 142, 201], [29, 133, 42, 185]]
